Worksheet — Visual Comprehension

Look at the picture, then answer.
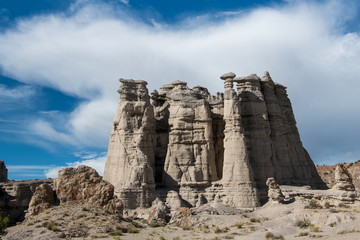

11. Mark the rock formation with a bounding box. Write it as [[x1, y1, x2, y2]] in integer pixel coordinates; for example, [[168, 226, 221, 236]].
[[103, 79, 156, 209], [27, 183, 56, 215], [332, 164, 355, 191], [104, 72, 326, 209], [0, 160, 7, 182], [147, 198, 170, 224], [0, 179, 53, 223], [54, 165, 123, 214], [266, 177, 285, 203]]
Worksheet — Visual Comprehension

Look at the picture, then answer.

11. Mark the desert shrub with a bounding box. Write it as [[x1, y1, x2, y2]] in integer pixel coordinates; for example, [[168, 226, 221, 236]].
[[235, 222, 244, 228], [262, 217, 270, 221], [214, 226, 222, 233], [265, 232, 274, 239], [173, 237, 181, 240], [150, 221, 165, 228], [250, 218, 260, 223], [108, 230, 122, 236], [338, 203, 349, 208], [0, 212, 9, 235], [305, 200, 322, 209], [159, 235, 165, 240], [329, 208, 338, 213], [295, 219, 312, 229], [310, 225, 321, 232], [182, 225, 191, 230], [329, 222, 337, 227], [265, 232, 284, 239], [45, 221, 57, 231], [297, 231, 309, 237], [222, 227, 229, 232], [128, 226, 139, 233], [324, 201, 331, 208]]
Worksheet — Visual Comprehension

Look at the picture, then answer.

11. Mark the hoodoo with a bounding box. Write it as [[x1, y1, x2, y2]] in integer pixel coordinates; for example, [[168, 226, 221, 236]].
[[104, 72, 325, 209]]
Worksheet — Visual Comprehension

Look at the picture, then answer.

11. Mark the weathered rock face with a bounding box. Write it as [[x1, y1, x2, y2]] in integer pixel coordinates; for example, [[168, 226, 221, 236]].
[[27, 183, 56, 215], [104, 72, 325, 209], [147, 198, 170, 224], [103, 79, 156, 208], [219, 73, 259, 208], [54, 165, 122, 214], [235, 74, 275, 201], [0, 160, 7, 182], [0, 179, 53, 223], [333, 164, 355, 191], [162, 81, 218, 188]]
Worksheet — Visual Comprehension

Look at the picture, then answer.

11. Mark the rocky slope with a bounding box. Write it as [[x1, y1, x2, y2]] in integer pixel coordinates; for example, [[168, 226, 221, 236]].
[[316, 161, 360, 189]]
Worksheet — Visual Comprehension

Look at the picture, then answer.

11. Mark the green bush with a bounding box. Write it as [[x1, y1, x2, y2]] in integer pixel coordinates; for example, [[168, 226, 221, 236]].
[[295, 219, 312, 229], [0, 212, 9, 235], [45, 221, 57, 231], [235, 222, 244, 228]]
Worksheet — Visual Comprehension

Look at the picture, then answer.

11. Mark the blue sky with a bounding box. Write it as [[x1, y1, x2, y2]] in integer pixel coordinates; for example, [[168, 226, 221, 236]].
[[0, 0, 359, 180]]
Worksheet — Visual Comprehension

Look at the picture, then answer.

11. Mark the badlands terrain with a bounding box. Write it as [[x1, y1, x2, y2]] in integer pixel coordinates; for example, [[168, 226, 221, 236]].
[[2, 162, 360, 240]]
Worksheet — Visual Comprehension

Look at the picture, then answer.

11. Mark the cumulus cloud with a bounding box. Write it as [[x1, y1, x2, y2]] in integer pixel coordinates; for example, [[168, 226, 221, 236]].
[[0, 0, 359, 166]]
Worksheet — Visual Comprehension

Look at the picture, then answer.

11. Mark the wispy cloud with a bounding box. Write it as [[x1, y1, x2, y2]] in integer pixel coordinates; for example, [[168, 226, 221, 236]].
[[0, 84, 36, 99], [7, 165, 55, 179], [0, 0, 359, 166], [118, 0, 130, 6], [7, 151, 107, 179]]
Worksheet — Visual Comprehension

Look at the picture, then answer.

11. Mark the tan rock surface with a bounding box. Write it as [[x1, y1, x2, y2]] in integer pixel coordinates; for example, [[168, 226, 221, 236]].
[[54, 165, 123, 214], [27, 183, 55, 216]]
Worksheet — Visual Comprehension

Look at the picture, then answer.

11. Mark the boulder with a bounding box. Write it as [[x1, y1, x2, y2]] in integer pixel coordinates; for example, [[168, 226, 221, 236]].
[[147, 198, 169, 224], [27, 183, 56, 215], [54, 165, 123, 214]]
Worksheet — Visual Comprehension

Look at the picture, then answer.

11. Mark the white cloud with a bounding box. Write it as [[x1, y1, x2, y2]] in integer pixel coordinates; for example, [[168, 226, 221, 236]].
[[0, 84, 36, 99], [118, 0, 130, 6], [0, 0, 359, 165], [44, 152, 106, 178]]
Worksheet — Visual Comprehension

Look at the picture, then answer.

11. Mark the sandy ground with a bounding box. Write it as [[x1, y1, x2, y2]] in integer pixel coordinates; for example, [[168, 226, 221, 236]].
[[4, 196, 360, 240]]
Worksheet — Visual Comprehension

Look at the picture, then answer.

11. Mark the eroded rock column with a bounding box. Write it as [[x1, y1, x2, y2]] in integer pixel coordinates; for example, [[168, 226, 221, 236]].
[[162, 81, 218, 188], [261, 73, 294, 184], [234, 74, 275, 201], [220, 72, 259, 208], [104, 79, 156, 208]]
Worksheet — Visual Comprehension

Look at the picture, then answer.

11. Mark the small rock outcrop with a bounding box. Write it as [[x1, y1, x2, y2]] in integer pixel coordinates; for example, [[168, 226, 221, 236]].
[[147, 198, 170, 224], [266, 177, 285, 203], [333, 164, 355, 191], [54, 165, 123, 214], [0, 160, 7, 182], [104, 72, 326, 209], [27, 183, 56, 215], [0, 179, 53, 223]]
